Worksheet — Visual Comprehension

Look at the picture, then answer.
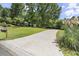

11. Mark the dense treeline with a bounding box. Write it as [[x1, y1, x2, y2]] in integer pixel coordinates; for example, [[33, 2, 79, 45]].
[[0, 3, 62, 28]]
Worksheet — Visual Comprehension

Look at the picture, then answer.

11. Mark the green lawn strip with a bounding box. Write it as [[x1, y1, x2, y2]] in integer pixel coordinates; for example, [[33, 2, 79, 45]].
[[0, 27, 46, 40]]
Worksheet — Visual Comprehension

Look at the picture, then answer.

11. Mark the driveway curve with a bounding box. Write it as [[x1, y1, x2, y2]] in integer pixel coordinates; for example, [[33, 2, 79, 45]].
[[0, 29, 63, 56]]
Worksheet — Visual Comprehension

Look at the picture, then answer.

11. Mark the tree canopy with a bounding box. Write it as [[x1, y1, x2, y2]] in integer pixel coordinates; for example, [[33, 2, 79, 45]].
[[0, 3, 61, 28]]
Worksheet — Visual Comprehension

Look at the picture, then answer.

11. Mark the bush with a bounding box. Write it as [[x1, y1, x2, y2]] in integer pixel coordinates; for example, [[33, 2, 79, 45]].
[[0, 23, 2, 26], [6, 17, 12, 24], [64, 25, 79, 51], [13, 17, 24, 26], [0, 17, 12, 24], [53, 20, 63, 29], [0, 17, 5, 22], [56, 25, 79, 51], [7, 24, 15, 27]]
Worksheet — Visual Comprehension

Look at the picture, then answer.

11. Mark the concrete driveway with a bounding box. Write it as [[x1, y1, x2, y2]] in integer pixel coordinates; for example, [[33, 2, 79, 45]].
[[0, 30, 63, 56], [0, 47, 12, 56]]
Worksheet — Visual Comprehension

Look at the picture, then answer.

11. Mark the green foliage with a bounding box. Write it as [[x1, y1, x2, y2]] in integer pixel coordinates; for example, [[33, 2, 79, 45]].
[[1, 8, 10, 18], [56, 25, 79, 52], [13, 17, 24, 26], [0, 17, 3, 22], [60, 47, 79, 56], [0, 3, 61, 29], [11, 3, 24, 19], [52, 20, 63, 29], [25, 3, 61, 28], [6, 17, 12, 24], [0, 5, 3, 16], [64, 25, 79, 51]]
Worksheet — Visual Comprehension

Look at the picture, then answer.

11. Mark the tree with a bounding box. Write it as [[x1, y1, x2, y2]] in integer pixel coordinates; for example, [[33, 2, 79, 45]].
[[0, 3, 61, 28], [1, 8, 10, 17], [11, 3, 25, 19], [24, 3, 35, 26], [0, 5, 3, 17], [25, 3, 61, 28], [10, 3, 25, 25], [0, 8, 10, 22], [0, 5, 3, 22]]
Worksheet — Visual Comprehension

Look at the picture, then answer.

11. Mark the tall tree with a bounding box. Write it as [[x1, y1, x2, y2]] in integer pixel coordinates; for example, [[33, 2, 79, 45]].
[[1, 8, 10, 17], [10, 3, 25, 25], [0, 8, 11, 22], [25, 3, 61, 27], [25, 3, 35, 26], [0, 5, 3, 17], [11, 3, 25, 19]]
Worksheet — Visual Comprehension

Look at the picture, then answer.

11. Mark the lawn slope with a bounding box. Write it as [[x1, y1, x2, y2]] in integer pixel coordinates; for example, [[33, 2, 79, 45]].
[[0, 27, 46, 40]]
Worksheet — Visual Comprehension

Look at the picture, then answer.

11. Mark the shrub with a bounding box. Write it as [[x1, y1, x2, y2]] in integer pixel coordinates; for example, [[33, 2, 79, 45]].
[[0, 17, 5, 22], [64, 25, 79, 51], [13, 17, 24, 26], [7, 24, 15, 27], [56, 24, 79, 51], [53, 20, 63, 29], [6, 17, 12, 24]]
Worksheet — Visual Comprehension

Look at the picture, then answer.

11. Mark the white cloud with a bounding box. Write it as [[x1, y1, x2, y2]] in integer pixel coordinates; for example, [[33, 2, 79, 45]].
[[76, 8, 79, 12], [64, 3, 79, 18], [65, 9, 74, 18], [62, 6, 65, 9], [67, 3, 76, 8]]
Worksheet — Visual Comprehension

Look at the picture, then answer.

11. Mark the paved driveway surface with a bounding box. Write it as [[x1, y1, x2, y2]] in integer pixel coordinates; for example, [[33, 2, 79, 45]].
[[0, 30, 63, 56]]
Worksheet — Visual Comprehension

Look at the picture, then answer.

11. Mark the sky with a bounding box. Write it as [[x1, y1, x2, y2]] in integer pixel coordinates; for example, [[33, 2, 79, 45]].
[[1, 3, 79, 19], [1, 3, 11, 8], [58, 3, 79, 19]]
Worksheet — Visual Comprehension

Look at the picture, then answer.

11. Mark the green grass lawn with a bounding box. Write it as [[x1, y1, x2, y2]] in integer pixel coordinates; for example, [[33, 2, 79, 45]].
[[0, 26, 46, 40]]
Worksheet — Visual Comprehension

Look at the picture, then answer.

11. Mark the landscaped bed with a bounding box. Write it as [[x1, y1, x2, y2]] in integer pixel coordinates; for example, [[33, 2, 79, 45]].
[[0, 26, 46, 40]]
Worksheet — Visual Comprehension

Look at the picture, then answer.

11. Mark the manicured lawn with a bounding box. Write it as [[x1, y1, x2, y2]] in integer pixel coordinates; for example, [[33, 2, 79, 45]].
[[0, 26, 46, 40]]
